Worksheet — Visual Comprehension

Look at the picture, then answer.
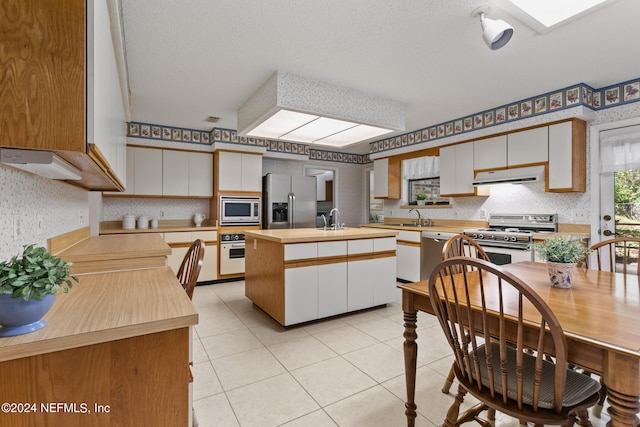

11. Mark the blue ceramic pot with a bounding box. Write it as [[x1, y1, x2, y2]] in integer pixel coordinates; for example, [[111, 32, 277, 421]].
[[0, 293, 56, 337]]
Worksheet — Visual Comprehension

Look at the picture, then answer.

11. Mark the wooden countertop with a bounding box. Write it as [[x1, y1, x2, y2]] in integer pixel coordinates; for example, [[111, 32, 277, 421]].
[[100, 219, 217, 234], [0, 267, 198, 362], [57, 233, 171, 263], [244, 227, 398, 243]]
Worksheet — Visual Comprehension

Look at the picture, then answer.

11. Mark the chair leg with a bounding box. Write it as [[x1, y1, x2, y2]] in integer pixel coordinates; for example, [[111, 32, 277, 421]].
[[486, 408, 496, 427], [442, 363, 456, 394], [443, 385, 466, 427], [592, 379, 607, 418], [575, 409, 593, 427]]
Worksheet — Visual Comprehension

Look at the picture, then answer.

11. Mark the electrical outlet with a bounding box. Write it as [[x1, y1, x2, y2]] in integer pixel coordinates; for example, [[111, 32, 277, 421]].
[[36, 214, 44, 236], [79, 213, 84, 225], [160, 211, 165, 218], [480, 209, 487, 219]]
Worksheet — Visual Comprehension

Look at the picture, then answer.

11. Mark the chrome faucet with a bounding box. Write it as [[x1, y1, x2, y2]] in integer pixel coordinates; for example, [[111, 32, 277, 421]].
[[329, 208, 342, 230], [409, 208, 421, 226], [321, 214, 327, 231]]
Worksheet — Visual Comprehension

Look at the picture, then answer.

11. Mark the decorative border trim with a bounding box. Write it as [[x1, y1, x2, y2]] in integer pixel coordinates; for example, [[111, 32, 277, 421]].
[[369, 77, 640, 154], [127, 76, 640, 161]]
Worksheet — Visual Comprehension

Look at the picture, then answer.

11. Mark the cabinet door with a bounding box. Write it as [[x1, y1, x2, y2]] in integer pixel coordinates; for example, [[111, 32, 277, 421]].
[[439, 145, 457, 196], [284, 266, 318, 325], [548, 121, 583, 191], [163, 150, 189, 196], [347, 259, 375, 311], [455, 142, 475, 194], [373, 256, 397, 305], [188, 152, 213, 197], [198, 243, 217, 282], [120, 146, 136, 195], [134, 147, 163, 195], [318, 262, 347, 317], [474, 135, 507, 170], [217, 151, 242, 191], [167, 246, 189, 276], [508, 127, 548, 166], [241, 153, 263, 192], [396, 243, 421, 282], [373, 158, 389, 198]]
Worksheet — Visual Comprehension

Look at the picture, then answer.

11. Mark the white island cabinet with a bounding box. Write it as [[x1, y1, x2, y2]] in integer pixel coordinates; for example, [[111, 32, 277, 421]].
[[244, 228, 398, 326]]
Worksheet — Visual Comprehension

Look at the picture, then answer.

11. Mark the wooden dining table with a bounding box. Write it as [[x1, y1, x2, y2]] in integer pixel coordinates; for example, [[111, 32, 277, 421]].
[[399, 261, 640, 427]]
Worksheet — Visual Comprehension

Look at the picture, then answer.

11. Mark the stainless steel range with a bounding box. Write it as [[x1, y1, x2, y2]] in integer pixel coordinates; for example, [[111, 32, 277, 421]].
[[463, 213, 558, 264]]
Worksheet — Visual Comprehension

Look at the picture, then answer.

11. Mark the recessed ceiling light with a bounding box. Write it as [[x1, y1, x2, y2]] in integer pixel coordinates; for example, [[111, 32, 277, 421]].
[[497, 0, 616, 33]]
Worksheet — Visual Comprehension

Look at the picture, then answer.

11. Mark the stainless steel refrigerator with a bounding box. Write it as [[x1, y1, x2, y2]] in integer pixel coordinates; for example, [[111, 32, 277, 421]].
[[263, 173, 317, 229]]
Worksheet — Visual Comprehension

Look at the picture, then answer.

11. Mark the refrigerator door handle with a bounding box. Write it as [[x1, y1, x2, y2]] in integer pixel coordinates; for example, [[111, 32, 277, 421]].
[[288, 192, 295, 227]]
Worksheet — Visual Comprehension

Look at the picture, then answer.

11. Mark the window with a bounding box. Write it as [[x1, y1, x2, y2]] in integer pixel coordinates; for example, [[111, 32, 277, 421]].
[[408, 177, 449, 205]]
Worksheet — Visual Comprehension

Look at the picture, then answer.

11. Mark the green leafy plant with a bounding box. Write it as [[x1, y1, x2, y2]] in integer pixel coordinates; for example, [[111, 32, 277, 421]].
[[532, 236, 591, 264], [0, 245, 78, 301], [416, 193, 427, 200]]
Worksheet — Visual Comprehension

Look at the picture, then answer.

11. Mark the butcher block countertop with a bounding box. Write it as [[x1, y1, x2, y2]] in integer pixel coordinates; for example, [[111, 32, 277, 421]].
[[0, 266, 198, 362], [244, 227, 398, 244], [58, 233, 171, 263]]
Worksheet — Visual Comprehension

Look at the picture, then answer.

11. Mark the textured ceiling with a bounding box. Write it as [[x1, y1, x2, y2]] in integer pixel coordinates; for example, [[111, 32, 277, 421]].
[[120, 0, 640, 154]]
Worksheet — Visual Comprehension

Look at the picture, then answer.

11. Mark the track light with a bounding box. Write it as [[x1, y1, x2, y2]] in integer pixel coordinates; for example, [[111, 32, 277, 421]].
[[473, 6, 514, 50]]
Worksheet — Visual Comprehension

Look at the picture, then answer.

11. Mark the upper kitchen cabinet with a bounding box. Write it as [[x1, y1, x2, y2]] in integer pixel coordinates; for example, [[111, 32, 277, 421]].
[[373, 158, 401, 199], [106, 146, 212, 197], [215, 151, 262, 193], [507, 126, 549, 166], [474, 135, 507, 170], [0, 0, 127, 191], [547, 120, 586, 192], [439, 142, 475, 196]]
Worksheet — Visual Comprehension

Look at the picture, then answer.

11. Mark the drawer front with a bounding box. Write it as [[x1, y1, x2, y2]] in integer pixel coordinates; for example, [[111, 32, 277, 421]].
[[397, 230, 421, 243], [374, 237, 396, 252], [164, 232, 192, 243], [192, 230, 217, 242], [284, 243, 318, 261], [318, 241, 347, 257], [348, 239, 373, 255]]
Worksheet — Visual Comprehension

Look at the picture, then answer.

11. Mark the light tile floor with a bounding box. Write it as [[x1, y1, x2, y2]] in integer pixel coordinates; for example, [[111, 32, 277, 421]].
[[191, 280, 610, 427]]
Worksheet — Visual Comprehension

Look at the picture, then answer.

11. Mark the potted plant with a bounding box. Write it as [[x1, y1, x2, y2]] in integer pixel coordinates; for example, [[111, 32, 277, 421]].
[[0, 245, 78, 336], [532, 236, 591, 288], [416, 193, 427, 205]]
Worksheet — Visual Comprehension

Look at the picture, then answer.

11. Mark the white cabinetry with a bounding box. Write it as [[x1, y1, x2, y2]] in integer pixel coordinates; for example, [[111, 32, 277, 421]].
[[373, 158, 389, 198], [317, 241, 348, 318], [474, 135, 507, 170], [396, 230, 421, 283], [440, 142, 475, 196], [133, 147, 163, 195], [284, 265, 319, 325], [112, 147, 213, 197], [346, 238, 397, 311], [548, 121, 586, 192], [507, 127, 548, 166], [165, 230, 218, 282], [217, 151, 262, 192]]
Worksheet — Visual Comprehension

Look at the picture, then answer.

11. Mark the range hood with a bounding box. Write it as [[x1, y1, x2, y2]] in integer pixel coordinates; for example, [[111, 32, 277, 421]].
[[1, 148, 82, 180], [472, 165, 545, 186]]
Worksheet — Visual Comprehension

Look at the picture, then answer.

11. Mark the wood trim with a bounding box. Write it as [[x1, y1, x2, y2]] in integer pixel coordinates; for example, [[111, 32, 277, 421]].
[[397, 240, 421, 248], [284, 259, 317, 268], [348, 250, 396, 262], [214, 148, 264, 156], [71, 256, 167, 275], [317, 255, 349, 266], [87, 144, 126, 191], [103, 193, 211, 199], [48, 227, 90, 255]]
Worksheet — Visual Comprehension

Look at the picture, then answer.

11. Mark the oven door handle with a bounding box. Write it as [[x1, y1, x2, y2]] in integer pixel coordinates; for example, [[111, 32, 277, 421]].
[[230, 243, 245, 248]]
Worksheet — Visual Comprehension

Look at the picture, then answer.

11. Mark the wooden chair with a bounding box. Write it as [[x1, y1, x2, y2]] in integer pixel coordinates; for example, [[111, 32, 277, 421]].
[[589, 237, 640, 276], [176, 239, 205, 300], [441, 234, 490, 394], [586, 237, 640, 418], [429, 256, 601, 426]]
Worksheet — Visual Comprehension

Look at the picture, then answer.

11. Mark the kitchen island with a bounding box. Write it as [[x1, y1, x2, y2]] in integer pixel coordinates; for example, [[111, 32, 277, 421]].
[[244, 227, 398, 326], [0, 266, 198, 427]]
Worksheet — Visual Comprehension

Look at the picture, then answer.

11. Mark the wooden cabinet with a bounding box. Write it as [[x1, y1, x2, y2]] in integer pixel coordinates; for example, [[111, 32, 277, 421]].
[[216, 151, 263, 192], [0, 0, 126, 191], [373, 157, 401, 199], [548, 120, 586, 192], [108, 146, 213, 197], [507, 126, 548, 166], [474, 135, 507, 170], [165, 230, 218, 282], [440, 142, 475, 196]]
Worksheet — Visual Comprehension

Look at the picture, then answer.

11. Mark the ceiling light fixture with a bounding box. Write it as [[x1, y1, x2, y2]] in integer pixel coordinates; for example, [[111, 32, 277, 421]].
[[473, 6, 514, 50], [237, 71, 405, 148]]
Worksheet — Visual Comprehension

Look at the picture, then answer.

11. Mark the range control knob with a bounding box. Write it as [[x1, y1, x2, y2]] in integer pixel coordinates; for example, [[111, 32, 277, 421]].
[[503, 236, 510, 241], [511, 236, 518, 242], [472, 233, 478, 239], [477, 233, 484, 239]]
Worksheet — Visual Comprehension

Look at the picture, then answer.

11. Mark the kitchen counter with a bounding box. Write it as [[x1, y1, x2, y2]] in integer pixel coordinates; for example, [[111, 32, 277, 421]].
[[0, 266, 197, 426], [245, 227, 398, 325], [244, 227, 398, 244], [57, 233, 171, 274], [361, 223, 467, 234], [100, 219, 217, 234]]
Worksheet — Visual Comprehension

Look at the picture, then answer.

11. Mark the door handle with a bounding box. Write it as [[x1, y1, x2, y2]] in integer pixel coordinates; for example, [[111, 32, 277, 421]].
[[603, 229, 616, 236]]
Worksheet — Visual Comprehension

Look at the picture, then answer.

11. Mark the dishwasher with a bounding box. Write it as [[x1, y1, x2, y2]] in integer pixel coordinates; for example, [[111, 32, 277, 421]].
[[421, 231, 457, 280]]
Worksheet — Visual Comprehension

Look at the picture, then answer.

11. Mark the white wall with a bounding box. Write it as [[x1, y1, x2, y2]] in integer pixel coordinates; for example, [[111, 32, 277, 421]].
[[0, 165, 89, 259]]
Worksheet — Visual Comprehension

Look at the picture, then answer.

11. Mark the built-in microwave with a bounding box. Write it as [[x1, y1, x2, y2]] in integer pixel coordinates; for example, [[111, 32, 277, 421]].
[[220, 196, 261, 226]]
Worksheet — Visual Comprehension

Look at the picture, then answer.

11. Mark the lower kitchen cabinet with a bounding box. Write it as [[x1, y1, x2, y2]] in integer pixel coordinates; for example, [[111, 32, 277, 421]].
[[318, 262, 348, 317], [165, 230, 218, 282], [285, 265, 319, 325], [396, 230, 422, 282]]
